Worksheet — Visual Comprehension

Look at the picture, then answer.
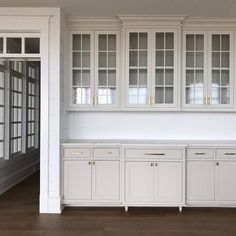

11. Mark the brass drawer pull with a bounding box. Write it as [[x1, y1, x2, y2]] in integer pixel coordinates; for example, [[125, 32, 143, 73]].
[[225, 153, 236, 156], [195, 153, 206, 155], [144, 153, 165, 156], [72, 152, 83, 155]]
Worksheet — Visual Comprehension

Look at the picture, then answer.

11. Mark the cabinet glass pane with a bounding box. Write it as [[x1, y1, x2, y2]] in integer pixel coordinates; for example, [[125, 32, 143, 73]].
[[139, 51, 147, 67], [212, 70, 220, 86], [155, 87, 164, 103], [99, 35, 107, 51], [196, 35, 204, 51], [221, 35, 229, 51], [99, 52, 107, 67], [165, 51, 174, 67], [165, 87, 174, 103], [139, 33, 148, 49], [166, 33, 174, 49], [73, 52, 81, 67], [156, 33, 164, 49], [221, 52, 229, 68], [221, 70, 229, 86], [186, 52, 194, 67], [130, 51, 138, 66], [108, 35, 116, 51], [82, 52, 90, 67], [196, 52, 204, 68], [97, 34, 117, 105], [130, 33, 138, 49], [155, 69, 164, 85], [73, 35, 81, 50], [221, 87, 230, 104], [7, 38, 22, 53], [73, 70, 81, 86], [128, 32, 148, 105], [186, 70, 194, 86], [156, 51, 164, 67], [195, 70, 204, 85], [82, 35, 90, 50], [212, 35, 220, 51], [165, 69, 174, 85], [186, 34, 194, 51]]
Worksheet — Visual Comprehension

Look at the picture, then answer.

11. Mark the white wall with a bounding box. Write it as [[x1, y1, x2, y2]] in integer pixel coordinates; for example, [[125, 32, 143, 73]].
[[68, 112, 236, 140]]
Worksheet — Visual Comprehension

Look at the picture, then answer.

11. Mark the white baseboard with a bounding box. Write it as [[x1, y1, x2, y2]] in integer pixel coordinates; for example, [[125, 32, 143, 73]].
[[0, 160, 39, 195], [40, 195, 62, 214]]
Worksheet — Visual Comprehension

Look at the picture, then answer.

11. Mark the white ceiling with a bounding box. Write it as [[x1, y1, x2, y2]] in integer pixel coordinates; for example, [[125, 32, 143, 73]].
[[0, 0, 235, 18]]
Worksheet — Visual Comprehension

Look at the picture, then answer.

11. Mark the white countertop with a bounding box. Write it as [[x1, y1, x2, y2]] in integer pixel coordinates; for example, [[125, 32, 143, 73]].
[[61, 139, 236, 147]]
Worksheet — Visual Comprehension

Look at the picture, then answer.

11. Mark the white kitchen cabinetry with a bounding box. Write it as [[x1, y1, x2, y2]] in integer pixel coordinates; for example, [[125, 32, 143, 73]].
[[68, 31, 120, 110], [125, 161, 182, 204], [125, 29, 179, 109], [187, 147, 236, 206], [183, 31, 234, 110], [125, 162, 154, 202]]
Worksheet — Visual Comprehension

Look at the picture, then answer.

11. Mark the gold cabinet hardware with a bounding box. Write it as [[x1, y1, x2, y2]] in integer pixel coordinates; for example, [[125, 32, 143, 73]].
[[88, 161, 91, 165], [144, 153, 165, 156], [216, 162, 219, 166], [151, 96, 155, 105], [72, 152, 83, 155], [92, 161, 95, 165], [151, 163, 154, 167], [155, 163, 158, 167], [148, 96, 151, 105], [208, 97, 212, 106], [204, 97, 208, 106], [195, 153, 206, 155]]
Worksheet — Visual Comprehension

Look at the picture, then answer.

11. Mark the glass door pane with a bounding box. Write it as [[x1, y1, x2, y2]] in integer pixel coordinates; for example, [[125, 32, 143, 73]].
[[72, 34, 91, 105], [97, 34, 117, 105], [185, 34, 205, 105], [211, 34, 230, 105], [128, 32, 148, 105], [155, 32, 174, 104]]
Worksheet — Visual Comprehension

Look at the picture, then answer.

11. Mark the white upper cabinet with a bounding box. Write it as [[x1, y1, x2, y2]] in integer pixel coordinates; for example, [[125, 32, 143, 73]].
[[125, 29, 179, 109], [68, 30, 120, 110], [183, 30, 234, 110]]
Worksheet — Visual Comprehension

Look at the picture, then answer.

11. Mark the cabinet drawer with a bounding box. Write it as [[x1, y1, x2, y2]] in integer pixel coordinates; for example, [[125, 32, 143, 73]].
[[216, 149, 236, 159], [64, 148, 91, 158], [187, 148, 214, 159], [93, 148, 120, 158], [125, 148, 182, 159]]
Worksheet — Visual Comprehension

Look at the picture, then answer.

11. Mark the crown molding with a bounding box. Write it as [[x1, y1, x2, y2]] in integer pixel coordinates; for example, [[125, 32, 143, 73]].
[[66, 17, 121, 29], [183, 17, 236, 29], [118, 15, 187, 27]]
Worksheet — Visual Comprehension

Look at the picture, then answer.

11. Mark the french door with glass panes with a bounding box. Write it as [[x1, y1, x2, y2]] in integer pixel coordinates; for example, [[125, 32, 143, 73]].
[[126, 29, 178, 109], [183, 31, 233, 110], [69, 31, 119, 109]]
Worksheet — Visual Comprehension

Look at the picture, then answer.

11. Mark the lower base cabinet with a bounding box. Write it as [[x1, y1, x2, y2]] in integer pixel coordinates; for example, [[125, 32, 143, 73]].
[[64, 160, 120, 202], [125, 161, 182, 204], [187, 160, 236, 204]]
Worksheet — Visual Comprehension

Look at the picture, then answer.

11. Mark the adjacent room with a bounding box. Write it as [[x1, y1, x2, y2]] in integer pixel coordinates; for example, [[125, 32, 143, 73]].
[[0, 1, 236, 235]]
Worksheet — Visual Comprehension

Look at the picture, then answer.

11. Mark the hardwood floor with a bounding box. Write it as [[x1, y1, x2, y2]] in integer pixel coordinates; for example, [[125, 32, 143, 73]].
[[1, 173, 236, 236]]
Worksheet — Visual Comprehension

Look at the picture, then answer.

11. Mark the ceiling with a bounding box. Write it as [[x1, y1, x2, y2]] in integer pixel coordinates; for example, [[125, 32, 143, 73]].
[[0, 0, 235, 18]]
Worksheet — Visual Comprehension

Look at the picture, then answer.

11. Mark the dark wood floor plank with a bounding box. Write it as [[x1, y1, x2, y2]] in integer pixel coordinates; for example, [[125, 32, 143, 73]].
[[1, 172, 236, 236]]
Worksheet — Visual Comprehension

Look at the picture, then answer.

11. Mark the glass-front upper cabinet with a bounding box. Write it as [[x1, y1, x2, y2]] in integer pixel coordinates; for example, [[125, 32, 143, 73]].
[[153, 31, 177, 107], [71, 32, 93, 107], [128, 31, 149, 106], [126, 29, 178, 109], [69, 31, 119, 109], [95, 32, 119, 107], [183, 31, 233, 110]]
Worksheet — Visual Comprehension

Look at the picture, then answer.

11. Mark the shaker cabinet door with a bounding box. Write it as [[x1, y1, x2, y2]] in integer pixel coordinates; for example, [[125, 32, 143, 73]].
[[92, 161, 120, 201], [154, 162, 182, 203], [187, 161, 215, 201], [64, 161, 92, 200], [215, 161, 236, 201], [125, 162, 154, 202]]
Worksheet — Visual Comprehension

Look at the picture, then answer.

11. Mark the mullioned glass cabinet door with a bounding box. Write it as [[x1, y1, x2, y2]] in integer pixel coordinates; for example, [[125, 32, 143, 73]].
[[95, 32, 119, 107], [209, 32, 233, 108], [127, 31, 150, 107], [153, 31, 177, 107], [70, 32, 93, 107], [183, 32, 207, 107]]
